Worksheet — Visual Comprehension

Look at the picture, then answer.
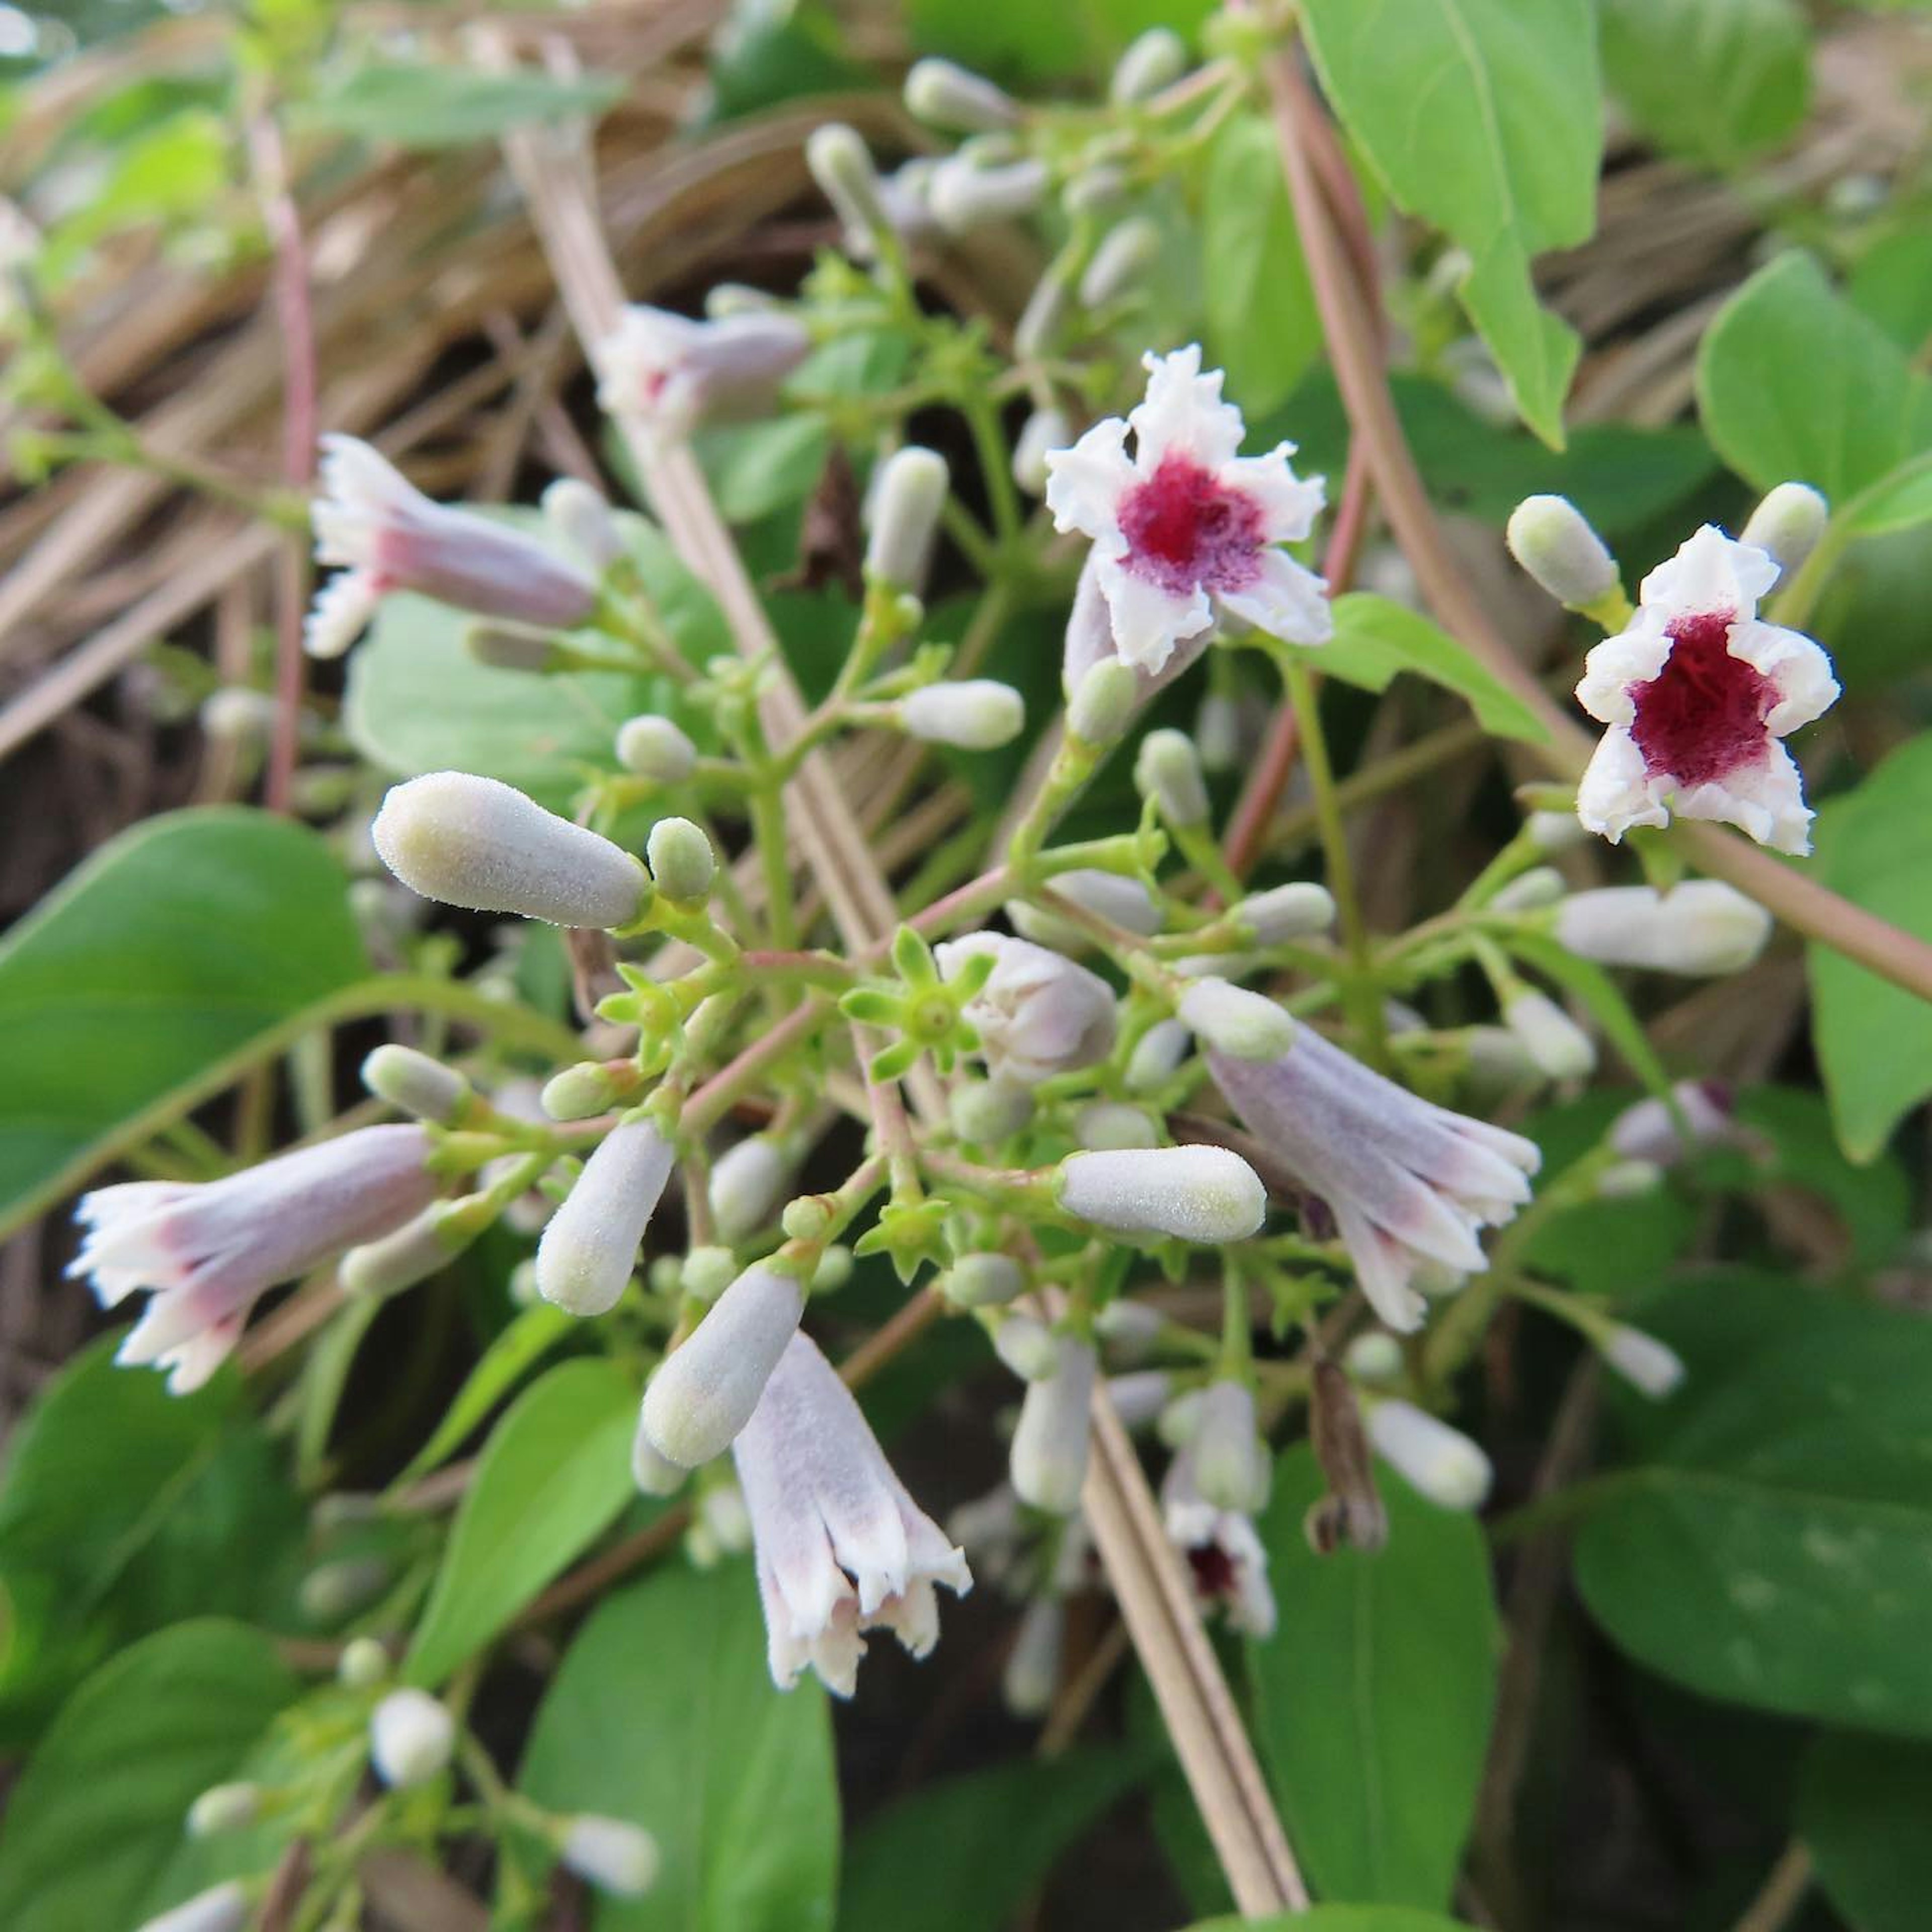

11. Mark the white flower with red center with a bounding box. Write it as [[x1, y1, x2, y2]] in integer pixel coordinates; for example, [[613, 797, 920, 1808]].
[[1574, 524, 1839, 854], [1160, 1445, 1276, 1639], [1044, 345, 1330, 675]]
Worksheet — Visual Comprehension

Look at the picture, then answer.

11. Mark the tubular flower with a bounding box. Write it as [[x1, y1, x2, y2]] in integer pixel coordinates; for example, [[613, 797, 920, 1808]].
[[1573, 525, 1839, 853], [306, 436, 597, 658], [1209, 1031, 1541, 1333], [1161, 1441, 1276, 1638], [935, 932, 1116, 1086], [596, 304, 810, 437], [1045, 345, 1330, 675], [1553, 881, 1773, 977], [69, 1125, 436, 1392], [734, 1332, 971, 1696]]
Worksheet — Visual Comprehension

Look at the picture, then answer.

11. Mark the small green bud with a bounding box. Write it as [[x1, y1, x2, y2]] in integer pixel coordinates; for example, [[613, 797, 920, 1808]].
[[187, 1783, 261, 1837], [781, 1193, 835, 1244], [1110, 27, 1188, 104], [866, 446, 949, 592], [1505, 495, 1618, 609], [361, 1044, 470, 1124], [616, 714, 697, 783], [948, 1077, 1035, 1144], [542, 1060, 622, 1120], [1067, 660, 1139, 746], [338, 1636, 390, 1688], [1078, 218, 1160, 309], [646, 817, 715, 902], [1134, 728, 1209, 827], [811, 1244, 854, 1292], [465, 624, 561, 673], [681, 1245, 738, 1305], [1741, 480, 1828, 577], [904, 57, 1020, 132], [943, 1252, 1024, 1308]]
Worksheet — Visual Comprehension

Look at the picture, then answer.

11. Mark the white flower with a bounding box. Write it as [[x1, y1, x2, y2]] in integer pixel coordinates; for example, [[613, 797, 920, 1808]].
[[1601, 1324, 1686, 1400], [69, 1125, 435, 1392], [1366, 1400, 1492, 1510], [642, 1264, 805, 1467], [1010, 1334, 1097, 1514], [596, 304, 809, 437], [560, 1815, 661, 1897], [307, 436, 596, 657], [1210, 1031, 1541, 1333], [1058, 1147, 1268, 1244], [935, 932, 1116, 1086], [1161, 1445, 1275, 1637], [734, 1332, 971, 1696], [1573, 525, 1839, 854], [1553, 881, 1773, 976], [536, 1118, 677, 1317], [370, 1688, 455, 1788], [1045, 346, 1330, 674]]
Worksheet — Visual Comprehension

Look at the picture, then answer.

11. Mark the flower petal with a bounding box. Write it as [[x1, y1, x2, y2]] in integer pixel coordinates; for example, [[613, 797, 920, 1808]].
[[1215, 548, 1333, 648], [1043, 418, 1135, 546], [1128, 345, 1245, 470], [1095, 552, 1211, 672], [1576, 725, 1671, 843]]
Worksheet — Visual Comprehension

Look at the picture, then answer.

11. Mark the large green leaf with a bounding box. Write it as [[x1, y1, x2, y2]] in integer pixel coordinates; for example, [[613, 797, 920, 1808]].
[[1249, 1446, 1498, 1909], [405, 1358, 639, 1687], [297, 63, 622, 148], [1808, 734, 1932, 1162], [1299, 0, 1600, 446], [1576, 1277, 1932, 1733], [518, 1563, 838, 1932], [1798, 1731, 1932, 1932], [1848, 231, 1932, 358], [0, 809, 368, 1238], [0, 1620, 296, 1931], [1187, 1909, 1478, 1932], [1319, 594, 1548, 743], [1599, 0, 1810, 170]]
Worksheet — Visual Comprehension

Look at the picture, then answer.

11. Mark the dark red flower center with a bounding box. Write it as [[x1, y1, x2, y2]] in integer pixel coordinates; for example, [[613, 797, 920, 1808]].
[[1118, 455, 1264, 597], [1187, 1539, 1237, 1601], [1629, 610, 1774, 788]]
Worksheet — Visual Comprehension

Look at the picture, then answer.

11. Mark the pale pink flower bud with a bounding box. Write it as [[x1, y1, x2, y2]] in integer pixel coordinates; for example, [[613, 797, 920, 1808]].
[[536, 1119, 676, 1317], [1233, 881, 1336, 944], [929, 155, 1048, 232], [559, 1815, 660, 1897], [1505, 494, 1618, 608], [1111, 27, 1188, 103], [361, 1043, 469, 1124], [642, 1263, 805, 1467], [373, 771, 647, 927], [807, 123, 893, 246], [735, 1332, 970, 1694], [1013, 408, 1068, 497], [1058, 1147, 1267, 1244], [1554, 881, 1772, 976], [136, 1881, 249, 1932], [307, 436, 596, 657], [1344, 1330, 1404, 1383], [1010, 1334, 1096, 1513], [1367, 1400, 1492, 1510], [597, 304, 809, 437], [1177, 978, 1296, 1062], [903, 57, 1019, 131], [541, 477, 624, 573], [1014, 263, 1074, 360], [1134, 727, 1209, 826], [935, 932, 1116, 1086], [708, 1136, 791, 1245], [865, 446, 948, 591], [615, 714, 697, 783], [1094, 1298, 1164, 1356], [370, 1688, 454, 1789], [1079, 218, 1160, 309], [1002, 1596, 1064, 1717], [900, 679, 1025, 750], [1526, 808, 1589, 852], [1601, 1323, 1686, 1399], [1125, 1017, 1193, 1093], [1609, 1080, 1739, 1165], [1008, 867, 1161, 955], [1189, 1379, 1270, 1514], [1503, 989, 1596, 1081], [1740, 482, 1827, 578]]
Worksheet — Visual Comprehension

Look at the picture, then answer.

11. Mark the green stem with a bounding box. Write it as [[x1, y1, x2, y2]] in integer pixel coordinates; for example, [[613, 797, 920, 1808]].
[[747, 779, 800, 949]]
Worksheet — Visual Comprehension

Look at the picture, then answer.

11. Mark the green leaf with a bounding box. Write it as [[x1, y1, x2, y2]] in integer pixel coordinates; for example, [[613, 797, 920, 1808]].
[[1201, 117, 1320, 419], [691, 416, 831, 524], [1808, 734, 1932, 1162], [1249, 1445, 1497, 1909], [0, 1620, 296, 1932], [1848, 231, 1932, 358], [841, 1748, 1152, 1932], [1186, 1908, 1479, 1932], [1299, 0, 1600, 445], [0, 808, 368, 1240], [1320, 594, 1548, 743], [518, 1562, 838, 1931], [1697, 252, 1932, 505], [1575, 1276, 1932, 1733], [298, 62, 622, 149], [1798, 1731, 1932, 1932], [1599, 0, 1810, 171], [702, 0, 872, 121], [405, 1358, 639, 1687], [1842, 451, 1932, 536]]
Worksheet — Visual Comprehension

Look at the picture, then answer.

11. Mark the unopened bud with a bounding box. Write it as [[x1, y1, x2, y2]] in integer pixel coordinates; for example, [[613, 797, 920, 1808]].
[[1064, 166, 1128, 215], [682, 1246, 738, 1304], [1595, 1158, 1663, 1200], [1504, 990, 1595, 1080], [1010, 1334, 1096, 1512], [1609, 1080, 1737, 1165], [1013, 408, 1068, 497], [1093, 1299, 1163, 1365], [1068, 659, 1140, 746], [1367, 1400, 1491, 1510], [903, 57, 1019, 131], [994, 1312, 1060, 1381], [708, 1137, 790, 1244], [944, 1252, 1025, 1309], [1079, 218, 1160, 308], [362, 1044, 470, 1124], [338, 1636, 389, 1688], [646, 816, 714, 901], [510, 1258, 541, 1306], [536, 1118, 676, 1316], [1125, 1017, 1192, 1093], [1191, 1379, 1269, 1514], [1002, 1596, 1063, 1716], [466, 624, 561, 672], [1554, 882, 1772, 977], [1601, 1323, 1685, 1399], [373, 772, 646, 928], [641, 1264, 804, 1466], [560, 1815, 661, 1898], [1344, 1331, 1404, 1383], [370, 1688, 455, 1789], [1009, 867, 1161, 953], [1741, 482, 1828, 578], [1134, 728, 1209, 826], [1107, 1367, 1173, 1429], [901, 679, 1025, 750], [135, 1882, 250, 1932], [949, 1076, 1035, 1144], [339, 1209, 456, 1299], [1505, 495, 1618, 609], [1014, 264, 1074, 360], [1526, 808, 1588, 852], [1489, 866, 1566, 913], [807, 124, 892, 244], [616, 714, 697, 783], [631, 1410, 688, 1495], [1075, 1100, 1160, 1150], [1158, 1388, 1205, 1448], [541, 1061, 622, 1120], [1177, 978, 1294, 1062], [1058, 1146, 1266, 1243], [200, 687, 278, 745], [542, 478, 624, 572], [812, 1244, 853, 1292], [1110, 26, 1188, 103], [704, 282, 776, 318], [1232, 881, 1336, 944], [299, 1555, 391, 1621], [865, 446, 948, 591], [187, 1782, 261, 1837], [780, 1196, 833, 1244], [930, 156, 1049, 233]]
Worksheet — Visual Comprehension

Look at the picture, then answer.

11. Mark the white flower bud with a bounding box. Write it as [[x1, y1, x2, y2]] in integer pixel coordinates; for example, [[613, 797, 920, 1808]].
[[865, 446, 948, 591], [641, 1264, 804, 1467], [1125, 1017, 1193, 1093], [631, 1409, 688, 1496], [646, 816, 714, 902], [1011, 1335, 1096, 1513], [369, 1688, 455, 1789], [542, 478, 624, 573], [1554, 882, 1772, 977], [536, 1118, 677, 1317], [1064, 165, 1128, 215], [1595, 1158, 1664, 1200], [187, 1782, 261, 1837], [943, 1252, 1025, 1309], [1459, 1024, 1539, 1100], [1009, 867, 1161, 953], [1067, 659, 1141, 746], [616, 714, 697, 783], [1526, 808, 1589, 853], [1002, 1596, 1063, 1717], [930, 156, 1049, 232], [1094, 1299, 1163, 1368], [1609, 1080, 1738, 1164], [338, 1211, 454, 1299], [900, 679, 1026, 750], [1344, 1331, 1404, 1383], [136, 1881, 250, 1932], [813, 1244, 853, 1292], [1134, 728, 1209, 827], [1503, 990, 1596, 1080], [1489, 866, 1566, 914], [1190, 1379, 1270, 1514], [708, 1136, 790, 1244], [1601, 1323, 1686, 1400], [1058, 1147, 1267, 1243], [1177, 978, 1295, 1062], [361, 1044, 469, 1124], [1107, 1368, 1173, 1429], [299, 1555, 391, 1621], [1741, 482, 1828, 579], [1013, 408, 1068, 497], [560, 1815, 661, 1898], [1232, 882, 1336, 944], [1074, 1100, 1160, 1150], [1367, 1400, 1492, 1510], [337, 1636, 389, 1688], [466, 624, 561, 672], [373, 772, 646, 928], [1505, 494, 1618, 609], [704, 282, 777, 318], [1079, 218, 1160, 309], [1158, 1388, 1205, 1448], [1110, 26, 1188, 103], [994, 1312, 1060, 1382], [200, 687, 278, 746], [541, 1061, 621, 1121], [806, 124, 892, 243], [903, 57, 1019, 131], [682, 1245, 738, 1304], [1014, 264, 1074, 360], [949, 1076, 1035, 1143]]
